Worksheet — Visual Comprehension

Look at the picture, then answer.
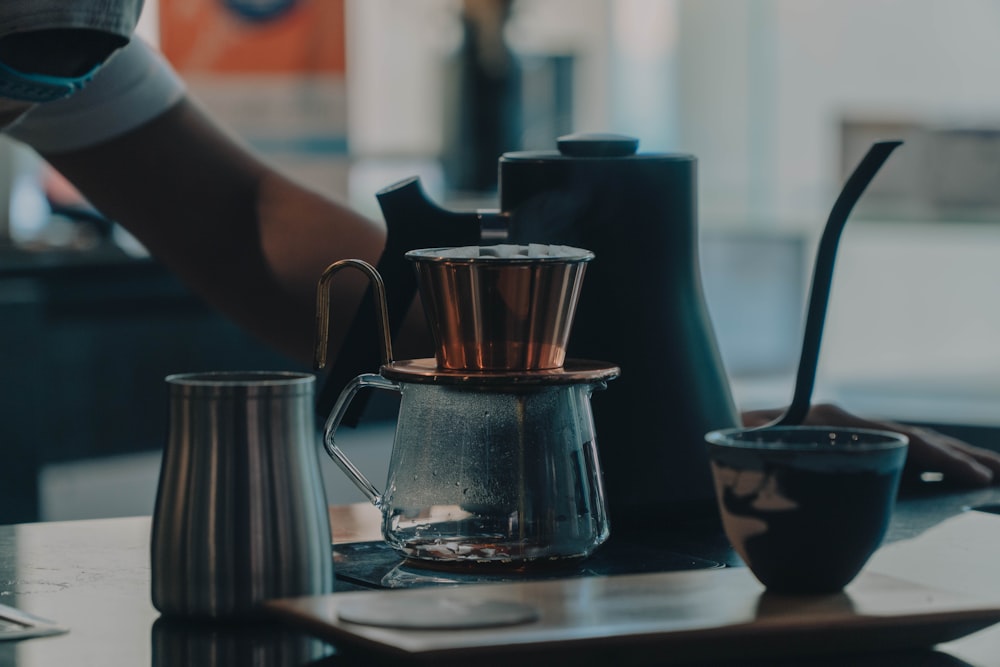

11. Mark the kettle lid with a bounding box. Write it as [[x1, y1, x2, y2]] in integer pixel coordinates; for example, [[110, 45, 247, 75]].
[[501, 132, 640, 161], [501, 132, 692, 163], [556, 133, 639, 158], [498, 133, 695, 216]]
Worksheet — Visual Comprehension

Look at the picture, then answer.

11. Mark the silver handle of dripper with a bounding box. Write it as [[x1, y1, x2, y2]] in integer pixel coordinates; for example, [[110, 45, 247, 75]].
[[315, 258, 397, 508], [314, 258, 393, 369]]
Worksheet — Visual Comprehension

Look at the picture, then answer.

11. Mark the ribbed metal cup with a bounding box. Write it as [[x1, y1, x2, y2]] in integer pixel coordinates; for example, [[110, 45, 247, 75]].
[[407, 245, 594, 371], [151, 371, 333, 618]]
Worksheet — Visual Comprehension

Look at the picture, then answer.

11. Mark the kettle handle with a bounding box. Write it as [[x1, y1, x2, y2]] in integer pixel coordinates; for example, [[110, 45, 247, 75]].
[[314, 258, 393, 370], [321, 372, 401, 508]]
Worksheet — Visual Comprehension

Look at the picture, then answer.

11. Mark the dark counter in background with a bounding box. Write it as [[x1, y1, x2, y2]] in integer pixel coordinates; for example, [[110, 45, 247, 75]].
[[0, 247, 307, 524]]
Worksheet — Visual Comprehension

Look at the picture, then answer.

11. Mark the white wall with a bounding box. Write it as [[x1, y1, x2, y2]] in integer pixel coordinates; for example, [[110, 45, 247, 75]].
[[823, 223, 1000, 383], [678, 0, 1000, 227]]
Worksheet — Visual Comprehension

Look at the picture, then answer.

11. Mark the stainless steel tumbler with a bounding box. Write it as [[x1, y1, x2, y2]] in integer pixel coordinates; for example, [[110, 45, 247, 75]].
[[151, 371, 333, 618]]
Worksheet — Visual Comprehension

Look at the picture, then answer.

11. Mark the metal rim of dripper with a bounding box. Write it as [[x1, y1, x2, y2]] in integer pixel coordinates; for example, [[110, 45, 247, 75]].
[[379, 357, 620, 386], [314, 258, 393, 371], [404, 245, 595, 265]]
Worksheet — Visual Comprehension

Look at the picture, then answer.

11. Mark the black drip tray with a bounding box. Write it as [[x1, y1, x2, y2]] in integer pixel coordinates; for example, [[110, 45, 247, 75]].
[[333, 539, 725, 590]]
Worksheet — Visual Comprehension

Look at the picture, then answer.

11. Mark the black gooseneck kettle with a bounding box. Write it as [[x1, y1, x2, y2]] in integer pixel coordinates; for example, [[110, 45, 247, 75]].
[[318, 133, 739, 534]]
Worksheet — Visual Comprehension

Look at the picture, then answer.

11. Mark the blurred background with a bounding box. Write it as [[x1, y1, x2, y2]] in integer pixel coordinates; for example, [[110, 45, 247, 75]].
[[3, 0, 1000, 522]]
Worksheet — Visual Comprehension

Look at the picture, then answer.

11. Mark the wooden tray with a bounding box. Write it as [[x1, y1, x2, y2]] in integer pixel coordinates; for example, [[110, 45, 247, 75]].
[[264, 567, 1000, 665]]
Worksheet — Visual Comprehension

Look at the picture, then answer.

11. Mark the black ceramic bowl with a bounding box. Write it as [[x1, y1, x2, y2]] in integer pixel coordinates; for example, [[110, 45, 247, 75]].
[[705, 426, 908, 595]]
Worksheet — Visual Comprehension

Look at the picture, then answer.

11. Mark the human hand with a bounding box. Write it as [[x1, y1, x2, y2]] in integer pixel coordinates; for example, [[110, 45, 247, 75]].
[[741, 403, 1000, 487]]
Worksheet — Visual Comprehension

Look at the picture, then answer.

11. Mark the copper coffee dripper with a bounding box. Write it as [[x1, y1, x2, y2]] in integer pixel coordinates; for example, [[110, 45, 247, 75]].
[[405, 245, 594, 372]]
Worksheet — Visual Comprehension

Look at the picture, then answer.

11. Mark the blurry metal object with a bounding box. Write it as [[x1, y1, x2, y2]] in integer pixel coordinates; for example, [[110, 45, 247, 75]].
[[442, 0, 521, 193], [406, 245, 593, 371], [151, 371, 333, 618]]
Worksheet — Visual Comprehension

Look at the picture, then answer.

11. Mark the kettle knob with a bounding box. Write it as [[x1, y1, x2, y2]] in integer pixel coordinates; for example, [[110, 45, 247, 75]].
[[556, 133, 639, 158]]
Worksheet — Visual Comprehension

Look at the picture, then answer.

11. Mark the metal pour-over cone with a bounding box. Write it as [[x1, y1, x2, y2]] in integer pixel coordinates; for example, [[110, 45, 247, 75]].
[[406, 244, 594, 372]]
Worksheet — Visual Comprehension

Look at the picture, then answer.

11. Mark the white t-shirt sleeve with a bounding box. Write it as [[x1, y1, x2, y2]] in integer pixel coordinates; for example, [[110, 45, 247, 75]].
[[6, 37, 186, 154]]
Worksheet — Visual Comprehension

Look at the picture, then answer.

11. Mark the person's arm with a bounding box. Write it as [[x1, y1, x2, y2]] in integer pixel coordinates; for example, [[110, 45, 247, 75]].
[[43, 97, 385, 367], [1, 36, 388, 367]]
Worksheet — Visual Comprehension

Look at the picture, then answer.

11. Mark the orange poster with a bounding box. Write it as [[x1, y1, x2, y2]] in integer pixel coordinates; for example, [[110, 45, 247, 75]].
[[159, 0, 345, 75], [158, 0, 350, 198]]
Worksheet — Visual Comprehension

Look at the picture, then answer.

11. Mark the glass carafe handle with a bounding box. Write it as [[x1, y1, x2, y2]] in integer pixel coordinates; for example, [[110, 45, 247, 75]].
[[321, 373, 400, 508]]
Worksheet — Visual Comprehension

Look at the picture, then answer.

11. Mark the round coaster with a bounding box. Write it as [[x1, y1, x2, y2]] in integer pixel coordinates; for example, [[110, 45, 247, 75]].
[[337, 596, 539, 630]]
